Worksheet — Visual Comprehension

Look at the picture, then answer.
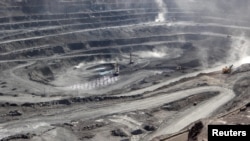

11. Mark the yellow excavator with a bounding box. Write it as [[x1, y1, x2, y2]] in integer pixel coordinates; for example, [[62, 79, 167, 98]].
[[222, 65, 233, 74]]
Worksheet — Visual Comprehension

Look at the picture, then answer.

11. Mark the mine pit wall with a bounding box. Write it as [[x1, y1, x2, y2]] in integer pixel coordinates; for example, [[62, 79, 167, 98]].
[[0, 62, 26, 71], [0, 0, 250, 70], [0, 0, 250, 141], [6, 0, 159, 14], [0, 25, 244, 58], [21, 54, 115, 78], [0, 0, 250, 77], [2, 0, 250, 19]]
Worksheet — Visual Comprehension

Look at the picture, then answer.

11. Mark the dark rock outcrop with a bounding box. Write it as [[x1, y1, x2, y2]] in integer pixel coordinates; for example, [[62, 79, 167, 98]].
[[143, 125, 156, 131], [8, 110, 22, 116], [0, 133, 34, 141], [188, 121, 204, 141], [111, 128, 129, 137], [131, 129, 144, 135]]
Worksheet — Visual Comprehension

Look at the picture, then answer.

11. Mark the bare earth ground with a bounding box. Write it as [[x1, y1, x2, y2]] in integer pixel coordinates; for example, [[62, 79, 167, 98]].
[[0, 0, 249, 141]]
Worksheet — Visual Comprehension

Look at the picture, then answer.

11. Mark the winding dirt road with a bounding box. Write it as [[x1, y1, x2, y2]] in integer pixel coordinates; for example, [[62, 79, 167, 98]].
[[0, 86, 235, 139]]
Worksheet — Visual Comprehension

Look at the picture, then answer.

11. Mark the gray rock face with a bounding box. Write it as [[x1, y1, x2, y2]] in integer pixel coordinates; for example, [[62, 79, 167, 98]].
[[111, 128, 129, 137], [8, 110, 22, 116]]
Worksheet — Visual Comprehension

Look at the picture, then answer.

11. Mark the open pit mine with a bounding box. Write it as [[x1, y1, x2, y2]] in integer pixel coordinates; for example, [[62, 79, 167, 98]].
[[0, 0, 249, 141]]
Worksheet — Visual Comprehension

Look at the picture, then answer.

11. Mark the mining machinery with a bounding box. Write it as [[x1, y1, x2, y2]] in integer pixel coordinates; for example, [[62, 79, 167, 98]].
[[113, 63, 120, 76], [222, 65, 233, 74], [129, 51, 134, 64]]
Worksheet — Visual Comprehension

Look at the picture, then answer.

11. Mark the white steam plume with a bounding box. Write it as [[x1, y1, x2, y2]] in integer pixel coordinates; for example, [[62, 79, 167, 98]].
[[229, 34, 250, 66], [155, 0, 167, 22]]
